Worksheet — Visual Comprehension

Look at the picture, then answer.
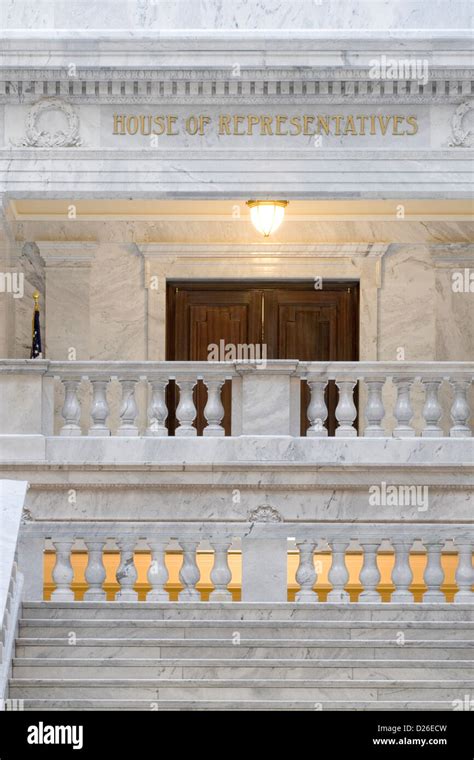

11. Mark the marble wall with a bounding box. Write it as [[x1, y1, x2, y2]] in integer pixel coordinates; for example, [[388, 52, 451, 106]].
[[1, 0, 471, 30], [5, 236, 474, 364]]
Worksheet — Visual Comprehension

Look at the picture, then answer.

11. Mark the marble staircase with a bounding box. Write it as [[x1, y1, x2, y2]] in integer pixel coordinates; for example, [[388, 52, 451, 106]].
[[9, 602, 474, 711]]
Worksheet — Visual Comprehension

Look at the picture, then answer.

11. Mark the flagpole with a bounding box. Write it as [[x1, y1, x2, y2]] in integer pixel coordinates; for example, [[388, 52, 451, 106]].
[[31, 290, 42, 359]]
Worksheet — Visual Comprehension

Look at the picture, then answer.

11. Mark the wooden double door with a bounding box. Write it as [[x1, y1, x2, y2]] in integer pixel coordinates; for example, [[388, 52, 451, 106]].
[[167, 281, 359, 435]]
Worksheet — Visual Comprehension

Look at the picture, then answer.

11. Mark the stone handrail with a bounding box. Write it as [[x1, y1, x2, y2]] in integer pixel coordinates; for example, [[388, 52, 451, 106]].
[[0, 480, 28, 701], [0, 359, 472, 438], [18, 519, 474, 606]]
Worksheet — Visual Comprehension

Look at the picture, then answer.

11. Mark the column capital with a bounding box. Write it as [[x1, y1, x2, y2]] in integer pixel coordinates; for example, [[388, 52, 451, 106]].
[[36, 241, 98, 268]]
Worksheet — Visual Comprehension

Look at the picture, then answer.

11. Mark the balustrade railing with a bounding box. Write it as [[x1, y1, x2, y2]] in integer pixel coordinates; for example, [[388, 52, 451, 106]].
[[0, 359, 471, 439], [19, 522, 474, 605]]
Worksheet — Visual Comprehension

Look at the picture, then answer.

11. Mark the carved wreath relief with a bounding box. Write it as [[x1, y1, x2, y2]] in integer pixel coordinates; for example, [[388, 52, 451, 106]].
[[16, 98, 82, 148], [449, 101, 474, 147]]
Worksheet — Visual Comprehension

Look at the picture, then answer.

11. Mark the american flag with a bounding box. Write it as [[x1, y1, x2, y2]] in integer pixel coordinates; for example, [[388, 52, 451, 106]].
[[30, 291, 42, 359]]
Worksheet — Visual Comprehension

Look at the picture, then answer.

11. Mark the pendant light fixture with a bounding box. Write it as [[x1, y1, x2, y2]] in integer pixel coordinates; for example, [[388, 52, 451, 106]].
[[246, 200, 289, 237]]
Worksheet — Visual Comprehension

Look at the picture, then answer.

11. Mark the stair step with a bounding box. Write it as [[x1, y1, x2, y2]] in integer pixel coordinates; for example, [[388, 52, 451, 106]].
[[17, 698, 457, 711], [12, 658, 474, 680], [12, 603, 474, 711], [20, 602, 474, 623], [18, 619, 474, 640], [9, 678, 474, 701], [15, 638, 474, 660]]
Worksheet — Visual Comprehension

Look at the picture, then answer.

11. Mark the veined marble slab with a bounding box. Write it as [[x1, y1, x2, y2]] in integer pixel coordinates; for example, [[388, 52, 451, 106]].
[[1, 0, 472, 31], [0, 479, 28, 626]]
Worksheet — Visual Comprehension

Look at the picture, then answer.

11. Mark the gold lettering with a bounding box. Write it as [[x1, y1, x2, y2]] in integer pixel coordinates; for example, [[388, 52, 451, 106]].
[[289, 116, 302, 136], [219, 115, 232, 135], [167, 115, 178, 135], [140, 115, 152, 136], [406, 115, 418, 135], [343, 115, 357, 136], [233, 115, 246, 135], [276, 115, 288, 136], [153, 116, 165, 135], [126, 116, 139, 135], [113, 113, 126, 135], [316, 116, 330, 136], [370, 115, 377, 135], [392, 116, 405, 135], [260, 116, 273, 136], [356, 115, 368, 135], [247, 115, 260, 135], [377, 115, 392, 136], [303, 116, 315, 135], [332, 116, 343, 136], [186, 115, 200, 135]]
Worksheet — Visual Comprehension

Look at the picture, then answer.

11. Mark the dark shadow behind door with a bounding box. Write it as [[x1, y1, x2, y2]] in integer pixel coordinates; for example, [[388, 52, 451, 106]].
[[167, 281, 359, 435]]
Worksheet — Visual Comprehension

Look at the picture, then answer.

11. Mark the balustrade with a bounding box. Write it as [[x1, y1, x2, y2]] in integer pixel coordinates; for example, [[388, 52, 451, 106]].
[[18, 523, 472, 605], [1, 360, 470, 439]]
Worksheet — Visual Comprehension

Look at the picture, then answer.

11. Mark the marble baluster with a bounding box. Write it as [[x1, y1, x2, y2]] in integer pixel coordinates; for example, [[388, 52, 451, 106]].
[[60, 379, 82, 436], [51, 541, 75, 601], [306, 380, 328, 437], [209, 539, 233, 600], [117, 379, 139, 436], [359, 541, 381, 602], [454, 541, 474, 604], [327, 541, 350, 603], [147, 539, 170, 601], [203, 379, 225, 437], [421, 379, 443, 437], [295, 541, 317, 602], [178, 540, 201, 600], [335, 379, 358, 437], [84, 540, 107, 601], [423, 541, 446, 603], [364, 378, 386, 437], [115, 538, 138, 601], [393, 377, 415, 437], [175, 379, 197, 437], [391, 540, 414, 603], [450, 380, 472, 437], [88, 379, 110, 436], [145, 379, 168, 437]]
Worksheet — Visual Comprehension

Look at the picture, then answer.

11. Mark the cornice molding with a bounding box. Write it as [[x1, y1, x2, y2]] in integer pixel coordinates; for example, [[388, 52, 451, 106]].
[[36, 241, 98, 267], [0, 67, 472, 105], [138, 243, 389, 260]]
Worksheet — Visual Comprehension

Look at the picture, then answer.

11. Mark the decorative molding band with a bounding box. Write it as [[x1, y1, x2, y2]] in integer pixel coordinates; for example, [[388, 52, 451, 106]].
[[138, 243, 390, 259], [36, 241, 98, 266], [0, 69, 472, 104]]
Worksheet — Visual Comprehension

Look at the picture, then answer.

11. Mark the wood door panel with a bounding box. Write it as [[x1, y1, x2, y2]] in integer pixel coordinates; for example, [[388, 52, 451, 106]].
[[264, 286, 359, 435], [167, 285, 263, 435], [167, 281, 359, 436]]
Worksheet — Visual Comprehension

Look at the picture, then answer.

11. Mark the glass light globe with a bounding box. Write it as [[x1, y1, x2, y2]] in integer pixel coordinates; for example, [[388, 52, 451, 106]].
[[247, 201, 288, 237]]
